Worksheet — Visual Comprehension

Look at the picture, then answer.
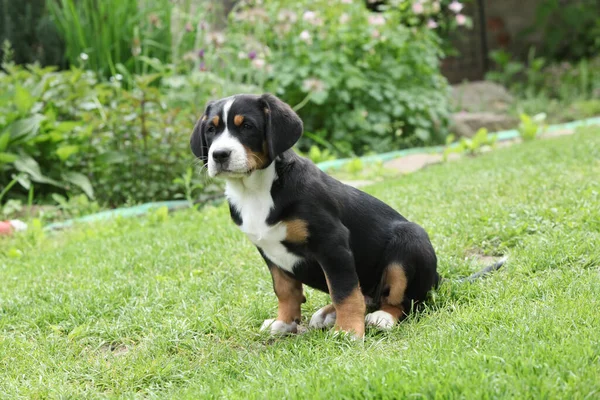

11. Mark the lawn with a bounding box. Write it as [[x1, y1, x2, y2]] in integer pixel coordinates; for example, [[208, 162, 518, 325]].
[[1, 128, 599, 399]]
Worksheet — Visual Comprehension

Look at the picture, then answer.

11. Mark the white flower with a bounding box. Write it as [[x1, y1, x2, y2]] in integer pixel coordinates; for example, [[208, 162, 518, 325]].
[[455, 13, 467, 25], [339, 13, 350, 24], [427, 19, 438, 29], [80, 53, 89, 61], [299, 30, 312, 43], [341, 0, 352, 3], [448, 1, 463, 13], [432, 1, 441, 13], [115, 74, 123, 81], [302, 78, 325, 92]]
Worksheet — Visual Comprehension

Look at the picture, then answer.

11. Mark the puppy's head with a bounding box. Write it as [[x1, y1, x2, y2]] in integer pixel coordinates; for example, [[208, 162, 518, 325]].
[[190, 94, 303, 178]]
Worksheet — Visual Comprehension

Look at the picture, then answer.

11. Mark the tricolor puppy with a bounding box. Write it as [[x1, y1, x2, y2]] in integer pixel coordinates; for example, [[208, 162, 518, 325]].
[[190, 94, 439, 338]]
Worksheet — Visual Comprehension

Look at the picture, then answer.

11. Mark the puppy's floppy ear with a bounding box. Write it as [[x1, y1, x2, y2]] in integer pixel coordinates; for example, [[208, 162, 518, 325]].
[[261, 94, 303, 159], [190, 101, 213, 162]]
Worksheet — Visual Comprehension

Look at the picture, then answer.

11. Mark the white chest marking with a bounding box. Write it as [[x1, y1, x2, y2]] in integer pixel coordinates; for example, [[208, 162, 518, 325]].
[[225, 164, 303, 273]]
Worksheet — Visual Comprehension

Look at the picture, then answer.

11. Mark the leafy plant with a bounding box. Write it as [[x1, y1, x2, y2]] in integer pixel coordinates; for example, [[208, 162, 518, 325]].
[[444, 128, 497, 160], [0, 62, 228, 206], [518, 113, 546, 142], [0, 62, 95, 201], [219, 0, 451, 156]]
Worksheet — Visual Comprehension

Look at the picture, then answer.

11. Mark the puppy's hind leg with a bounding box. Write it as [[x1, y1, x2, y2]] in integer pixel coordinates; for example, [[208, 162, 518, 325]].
[[365, 263, 407, 330]]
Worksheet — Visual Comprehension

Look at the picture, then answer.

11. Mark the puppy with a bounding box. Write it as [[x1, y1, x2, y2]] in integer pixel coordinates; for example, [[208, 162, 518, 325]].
[[190, 94, 439, 338]]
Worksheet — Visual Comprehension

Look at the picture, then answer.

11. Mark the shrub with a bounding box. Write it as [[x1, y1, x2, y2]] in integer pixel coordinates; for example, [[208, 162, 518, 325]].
[[205, 0, 451, 156], [0, 62, 234, 206]]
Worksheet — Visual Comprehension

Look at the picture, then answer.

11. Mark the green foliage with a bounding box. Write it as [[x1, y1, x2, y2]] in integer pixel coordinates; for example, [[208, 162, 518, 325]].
[[45, 0, 206, 78], [222, 0, 451, 156], [523, 0, 600, 61], [0, 62, 222, 206], [444, 128, 497, 160], [518, 113, 546, 142], [487, 50, 600, 123], [0, 63, 96, 201]]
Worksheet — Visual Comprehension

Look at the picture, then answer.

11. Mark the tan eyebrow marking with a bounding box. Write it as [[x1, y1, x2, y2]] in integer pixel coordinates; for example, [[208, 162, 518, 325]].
[[234, 115, 244, 126], [212, 116, 220, 126]]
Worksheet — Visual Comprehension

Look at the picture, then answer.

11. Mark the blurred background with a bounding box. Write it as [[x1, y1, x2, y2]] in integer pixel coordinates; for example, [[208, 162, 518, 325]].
[[0, 0, 599, 218]]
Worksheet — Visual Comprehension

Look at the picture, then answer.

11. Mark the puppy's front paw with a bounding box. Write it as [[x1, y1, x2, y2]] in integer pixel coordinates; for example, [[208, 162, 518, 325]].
[[365, 310, 396, 330], [260, 318, 298, 335], [309, 305, 337, 329]]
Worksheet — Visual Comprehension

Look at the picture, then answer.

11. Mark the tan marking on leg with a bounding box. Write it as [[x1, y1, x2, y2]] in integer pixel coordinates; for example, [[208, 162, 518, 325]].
[[332, 286, 366, 337], [234, 114, 244, 126], [385, 263, 408, 305], [380, 304, 404, 321], [284, 219, 309, 243], [271, 267, 304, 324], [212, 115, 220, 126], [377, 263, 408, 324]]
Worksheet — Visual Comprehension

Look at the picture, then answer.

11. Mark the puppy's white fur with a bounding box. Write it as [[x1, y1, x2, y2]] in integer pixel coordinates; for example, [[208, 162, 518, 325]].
[[309, 306, 337, 329], [225, 164, 303, 273], [365, 310, 396, 330], [260, 318, 298, 334]]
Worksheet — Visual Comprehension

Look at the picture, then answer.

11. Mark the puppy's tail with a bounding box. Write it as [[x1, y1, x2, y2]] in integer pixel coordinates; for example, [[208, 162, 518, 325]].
[[457, 256, 507, 283]]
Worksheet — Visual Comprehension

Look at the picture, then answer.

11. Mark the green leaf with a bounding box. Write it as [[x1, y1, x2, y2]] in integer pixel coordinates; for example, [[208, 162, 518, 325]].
[[54, 121, 81, 133], [56, 145, 80, 161], [14, 156, 62, 187], [0, 131, 10, 151], [9, 114, 45, 142], [96, 151, 127, 165], [0, 152, 18, 164], [14, 173, 31, 190], [14, 85, 35, 114], [63, 171, 94, 199]]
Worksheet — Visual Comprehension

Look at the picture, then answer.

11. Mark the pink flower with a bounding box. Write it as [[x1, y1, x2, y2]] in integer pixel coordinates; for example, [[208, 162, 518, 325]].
[[303, 11, 319, 24], [368, 14, 385, 26], [412, 2, 424, 14], [339, 13, 350, 24], [299, 30, 312, 43], [427, 19, 438, 29], [448, 1, 463, 13], [252, 58, 266, 69], [455, 13, 467, 25], [371, 29, 381, 39]]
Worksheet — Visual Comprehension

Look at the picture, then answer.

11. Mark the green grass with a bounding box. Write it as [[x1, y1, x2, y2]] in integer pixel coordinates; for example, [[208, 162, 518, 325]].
[[2, 128, 600, 399]]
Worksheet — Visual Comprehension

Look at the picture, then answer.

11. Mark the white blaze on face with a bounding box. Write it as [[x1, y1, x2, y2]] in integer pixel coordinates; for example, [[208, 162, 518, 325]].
[[207, 97, 248, 177]]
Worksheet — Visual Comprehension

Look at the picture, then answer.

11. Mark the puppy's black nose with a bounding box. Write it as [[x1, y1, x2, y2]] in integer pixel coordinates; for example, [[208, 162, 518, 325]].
[[212, 149, 231, 163]]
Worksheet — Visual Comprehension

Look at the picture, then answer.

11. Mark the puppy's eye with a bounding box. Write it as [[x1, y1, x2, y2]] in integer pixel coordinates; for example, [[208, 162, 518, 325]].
[[242, 123, 253, 130], [207, 126, 216, 134]]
